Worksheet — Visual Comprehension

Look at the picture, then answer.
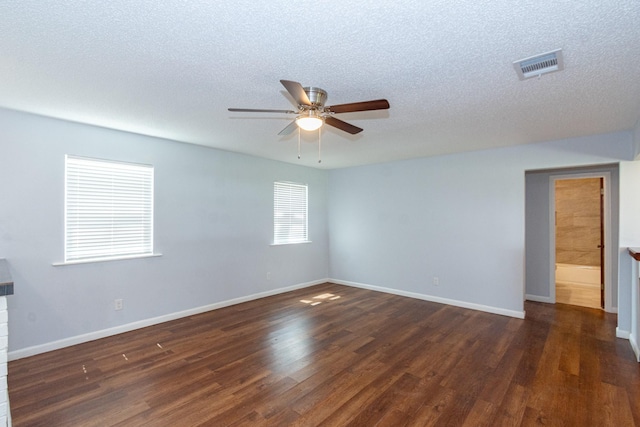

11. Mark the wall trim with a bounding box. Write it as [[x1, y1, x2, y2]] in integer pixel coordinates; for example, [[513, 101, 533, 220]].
[[9, 279, 327, 361], [332, 279, 525, 319], [13, 278, 627, 361], [617, 327, 631, 339], [630, 333, 640, 362], [525, 294, 553, 303]]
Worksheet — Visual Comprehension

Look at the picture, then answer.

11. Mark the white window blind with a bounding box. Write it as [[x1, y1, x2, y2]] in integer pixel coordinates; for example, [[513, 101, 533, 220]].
[[65, 155, 154, 263], [274, 181, 308, 244]]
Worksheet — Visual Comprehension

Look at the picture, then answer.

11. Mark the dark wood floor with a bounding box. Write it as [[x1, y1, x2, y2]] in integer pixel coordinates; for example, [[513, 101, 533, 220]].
[[8, 283, 640, 426]]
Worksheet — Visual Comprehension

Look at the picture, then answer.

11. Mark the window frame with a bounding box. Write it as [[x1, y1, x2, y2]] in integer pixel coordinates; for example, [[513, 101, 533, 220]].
[[273, 181, 310, 245], [61, 155, 156, 264]]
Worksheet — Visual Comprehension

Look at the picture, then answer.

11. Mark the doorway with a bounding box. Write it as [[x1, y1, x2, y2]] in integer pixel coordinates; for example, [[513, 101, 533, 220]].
[[554, 177, 603, 309], [550, 172, 612, 311]]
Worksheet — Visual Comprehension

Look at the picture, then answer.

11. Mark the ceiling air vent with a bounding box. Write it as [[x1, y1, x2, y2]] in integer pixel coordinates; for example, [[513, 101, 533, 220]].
[[513, 48, 564, 80]]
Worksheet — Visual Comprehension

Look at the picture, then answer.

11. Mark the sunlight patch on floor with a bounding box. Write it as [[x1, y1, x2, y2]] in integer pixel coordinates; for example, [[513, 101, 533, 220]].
[[299, 293, 341, 306]]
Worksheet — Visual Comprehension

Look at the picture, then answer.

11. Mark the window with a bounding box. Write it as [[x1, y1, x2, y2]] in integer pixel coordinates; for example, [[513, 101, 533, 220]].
[[64, 155, 154, 263], [274, 181, 308, 244]]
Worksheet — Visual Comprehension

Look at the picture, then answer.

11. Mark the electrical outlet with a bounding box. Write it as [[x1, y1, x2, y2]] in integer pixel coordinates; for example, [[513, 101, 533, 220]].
[[433, 276, 439, 286], [114, 299, 123, 310], [267, 272, 271, 280]]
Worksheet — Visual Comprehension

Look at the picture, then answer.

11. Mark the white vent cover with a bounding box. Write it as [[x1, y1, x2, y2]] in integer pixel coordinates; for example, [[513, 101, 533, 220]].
[[513, 48, 564, 80]]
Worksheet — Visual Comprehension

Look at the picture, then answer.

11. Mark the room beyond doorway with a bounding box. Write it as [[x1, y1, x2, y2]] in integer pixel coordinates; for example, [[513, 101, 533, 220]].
[[553, 176, 605, 309], [524, 164, 618, 314]]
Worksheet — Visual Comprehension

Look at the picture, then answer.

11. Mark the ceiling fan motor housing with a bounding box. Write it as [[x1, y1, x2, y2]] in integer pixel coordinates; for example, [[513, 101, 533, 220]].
[[303, 87, 327, 109]]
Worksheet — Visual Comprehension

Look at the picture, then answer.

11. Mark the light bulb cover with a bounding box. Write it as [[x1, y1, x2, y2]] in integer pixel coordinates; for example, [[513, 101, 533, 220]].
[[296, 115, 323, 131]]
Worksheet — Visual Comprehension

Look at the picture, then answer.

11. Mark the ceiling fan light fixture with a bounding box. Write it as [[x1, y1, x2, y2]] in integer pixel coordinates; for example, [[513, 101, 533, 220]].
[[296, 112, 323, 131]]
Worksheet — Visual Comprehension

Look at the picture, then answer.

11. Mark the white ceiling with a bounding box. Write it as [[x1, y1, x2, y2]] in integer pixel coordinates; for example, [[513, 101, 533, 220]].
[[1, 1, 639, 169]]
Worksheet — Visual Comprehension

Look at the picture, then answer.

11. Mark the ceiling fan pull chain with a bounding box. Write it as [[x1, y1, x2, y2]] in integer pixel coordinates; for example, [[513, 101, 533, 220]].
[[297, 128, 301, 159], [318, 128, 322, 164]]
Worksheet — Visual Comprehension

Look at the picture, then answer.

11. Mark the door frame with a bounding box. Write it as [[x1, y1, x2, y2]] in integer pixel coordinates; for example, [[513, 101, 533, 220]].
[[549, 172, 614, 312]]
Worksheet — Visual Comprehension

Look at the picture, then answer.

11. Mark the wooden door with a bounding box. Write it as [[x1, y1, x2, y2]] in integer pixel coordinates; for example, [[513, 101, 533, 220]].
[[599, 178, 604, 309]]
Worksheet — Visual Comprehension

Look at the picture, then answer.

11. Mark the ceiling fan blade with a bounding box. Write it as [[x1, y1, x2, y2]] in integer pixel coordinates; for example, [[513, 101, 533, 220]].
[[326, 99, 390, 114], [278, 120, 298, 136], [280, 80, 312, 106], [228, 108, 296, 113], [325, 116, 363, 134]]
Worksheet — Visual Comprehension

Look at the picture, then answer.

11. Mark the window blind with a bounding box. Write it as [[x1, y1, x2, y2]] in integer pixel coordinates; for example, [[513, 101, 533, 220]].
[[65, 155, 154, 262], [274, 181, 308, 244]]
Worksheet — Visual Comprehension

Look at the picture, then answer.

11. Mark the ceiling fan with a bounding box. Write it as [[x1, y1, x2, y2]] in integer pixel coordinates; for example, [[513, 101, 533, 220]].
[[228, 80, 390, 135]]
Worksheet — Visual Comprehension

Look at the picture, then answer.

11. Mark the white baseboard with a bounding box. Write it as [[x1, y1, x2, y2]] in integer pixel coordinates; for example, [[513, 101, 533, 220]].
[[9, 278, 327, 361], [616, 327, 631, 339], [630, 334, 640, 362], [332, 279, 525, 319], [525, 294, 553, 303]]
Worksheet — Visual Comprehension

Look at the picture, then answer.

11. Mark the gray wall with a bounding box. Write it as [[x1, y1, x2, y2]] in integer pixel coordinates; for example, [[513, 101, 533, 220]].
[[2, 105, 637, 356], [525, 171, 552, 299], [524, 165, 620, 308], [634, 120, 640, 159], [0, 108, 329, 354], [329, 133, 632, 316], [619, 160, 640, 347]]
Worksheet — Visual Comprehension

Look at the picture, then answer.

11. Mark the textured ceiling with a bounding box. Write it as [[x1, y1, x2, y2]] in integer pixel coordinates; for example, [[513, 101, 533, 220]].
[[1, 1, 639, 169]]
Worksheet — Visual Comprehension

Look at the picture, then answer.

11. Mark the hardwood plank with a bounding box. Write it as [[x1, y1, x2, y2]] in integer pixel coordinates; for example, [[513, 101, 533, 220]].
[[374, 408, 411, 427], [490, 383, 528, 426], [461, 399, 496, 427], [477, 346, 524, 405], [8, 283, 640, 426], [337, 371, 442, 426], [599, 382, 636, 426], [404, 385, 457, 427]]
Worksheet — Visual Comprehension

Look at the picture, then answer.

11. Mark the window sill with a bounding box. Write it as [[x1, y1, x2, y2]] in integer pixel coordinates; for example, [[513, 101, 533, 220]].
[[270, 241, 312, 246], [52, 253, 163, 266]]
